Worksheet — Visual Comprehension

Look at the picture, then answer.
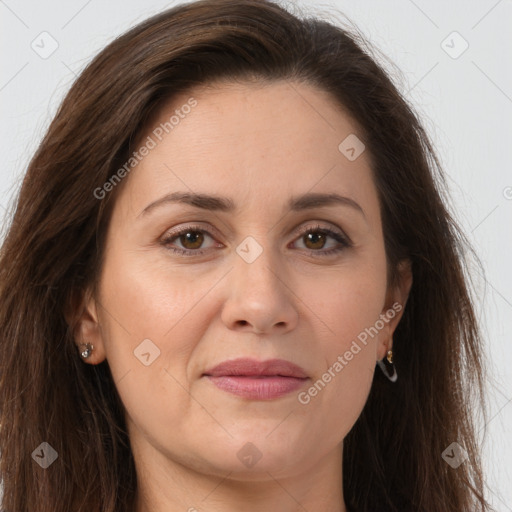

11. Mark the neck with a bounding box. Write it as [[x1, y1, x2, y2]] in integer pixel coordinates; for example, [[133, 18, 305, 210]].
[[132, 442, 347, 512]]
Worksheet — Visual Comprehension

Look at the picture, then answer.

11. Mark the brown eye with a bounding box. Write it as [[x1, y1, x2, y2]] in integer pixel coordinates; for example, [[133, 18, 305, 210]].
[[161, 225, 218, 255], [178, 231, 204, 250], [292, 224, 351, 257], [303, 231, 328, 250]]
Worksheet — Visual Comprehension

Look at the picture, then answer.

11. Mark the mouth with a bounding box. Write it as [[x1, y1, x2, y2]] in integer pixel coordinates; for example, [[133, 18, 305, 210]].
[[202, 358, 309, 400]]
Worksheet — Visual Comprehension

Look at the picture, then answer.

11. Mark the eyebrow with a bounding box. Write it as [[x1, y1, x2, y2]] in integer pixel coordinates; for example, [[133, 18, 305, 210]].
[[138, 191, 366, 220]]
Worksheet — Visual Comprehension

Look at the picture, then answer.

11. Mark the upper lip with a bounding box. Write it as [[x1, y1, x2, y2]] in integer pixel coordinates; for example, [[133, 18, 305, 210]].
[[203, 358, 309, 378]]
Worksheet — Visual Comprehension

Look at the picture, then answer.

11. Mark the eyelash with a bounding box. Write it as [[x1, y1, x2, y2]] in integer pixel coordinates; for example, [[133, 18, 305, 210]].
[[160, 223, 352, 257]]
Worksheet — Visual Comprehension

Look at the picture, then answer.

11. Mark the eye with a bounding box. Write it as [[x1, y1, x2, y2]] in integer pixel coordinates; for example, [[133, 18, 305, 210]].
[[160, 224, 220, 256], [160, 223, 352, 257], [291, 224, 352, 257]]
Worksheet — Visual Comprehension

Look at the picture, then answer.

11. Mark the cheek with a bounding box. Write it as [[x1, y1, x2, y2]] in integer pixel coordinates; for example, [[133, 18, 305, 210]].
[[296, 256, 386, 431], [100, 247, 216, 346], [96, 250, 215, 414], [309, 256, 388, 357], [297, 298, 379, 447], [96, 255, 217, 455]]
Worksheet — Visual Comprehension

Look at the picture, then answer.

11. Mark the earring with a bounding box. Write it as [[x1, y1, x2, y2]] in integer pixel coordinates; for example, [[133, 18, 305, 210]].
[[377, 348, 397, 382], [80, 342, 94, 359]]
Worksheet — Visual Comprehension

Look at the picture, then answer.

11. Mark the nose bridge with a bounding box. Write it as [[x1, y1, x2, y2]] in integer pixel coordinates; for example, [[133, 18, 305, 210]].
[[221, 233, 298, 333], [233, 234, 283, 302]]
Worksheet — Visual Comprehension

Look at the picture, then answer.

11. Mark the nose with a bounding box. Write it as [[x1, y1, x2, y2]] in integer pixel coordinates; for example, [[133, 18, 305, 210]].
[[220, 241, 299, 335]]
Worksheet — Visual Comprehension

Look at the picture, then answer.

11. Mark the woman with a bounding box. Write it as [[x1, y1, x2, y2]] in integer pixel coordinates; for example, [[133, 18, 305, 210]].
[[0, 0, 493, 511]]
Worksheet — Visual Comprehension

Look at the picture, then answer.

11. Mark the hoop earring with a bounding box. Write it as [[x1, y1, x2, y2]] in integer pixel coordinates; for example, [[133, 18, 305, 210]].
[[377, 348, 397, 382], [80, 342, 94, 359]]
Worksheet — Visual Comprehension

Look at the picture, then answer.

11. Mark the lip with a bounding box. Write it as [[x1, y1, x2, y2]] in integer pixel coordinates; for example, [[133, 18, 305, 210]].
[[202, 358, 309, 400], [204, 358, 309, 378]]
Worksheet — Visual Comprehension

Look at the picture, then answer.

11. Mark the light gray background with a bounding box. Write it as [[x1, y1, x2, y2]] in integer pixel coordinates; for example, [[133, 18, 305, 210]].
[[1, 0, 511, 509]]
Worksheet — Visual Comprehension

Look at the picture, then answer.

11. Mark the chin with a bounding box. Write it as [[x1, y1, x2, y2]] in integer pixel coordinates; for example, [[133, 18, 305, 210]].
[[193, 432, 307, 478]]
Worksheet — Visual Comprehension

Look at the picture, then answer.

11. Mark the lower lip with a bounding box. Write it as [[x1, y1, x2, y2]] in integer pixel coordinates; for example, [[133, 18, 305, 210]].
[[205, 375, 308, 400]]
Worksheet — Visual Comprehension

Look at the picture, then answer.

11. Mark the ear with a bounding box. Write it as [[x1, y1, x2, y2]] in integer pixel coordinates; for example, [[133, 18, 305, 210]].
[[65, 285, 107, 365], [376, 259, 413, 361]]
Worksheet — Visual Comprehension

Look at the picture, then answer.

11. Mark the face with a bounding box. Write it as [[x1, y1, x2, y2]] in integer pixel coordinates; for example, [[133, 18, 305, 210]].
[[77, 80, 412, 481]]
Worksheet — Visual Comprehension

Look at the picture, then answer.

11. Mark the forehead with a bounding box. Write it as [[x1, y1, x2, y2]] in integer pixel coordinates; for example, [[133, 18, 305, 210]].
[[117, 79, 377, 220]]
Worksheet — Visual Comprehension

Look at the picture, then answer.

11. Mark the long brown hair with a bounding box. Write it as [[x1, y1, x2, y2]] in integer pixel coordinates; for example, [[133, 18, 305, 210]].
[[0, 1, 493, 510]]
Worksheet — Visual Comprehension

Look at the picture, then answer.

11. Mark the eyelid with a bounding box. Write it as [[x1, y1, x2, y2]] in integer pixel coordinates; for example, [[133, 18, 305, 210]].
[[162, 222, 222, 241], [294, 222, 352, 245], [160, 223, 221, 254]]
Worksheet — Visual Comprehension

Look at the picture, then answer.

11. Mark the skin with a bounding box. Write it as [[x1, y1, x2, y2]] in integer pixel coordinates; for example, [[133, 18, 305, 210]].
[[76, 79, 412, 512]]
